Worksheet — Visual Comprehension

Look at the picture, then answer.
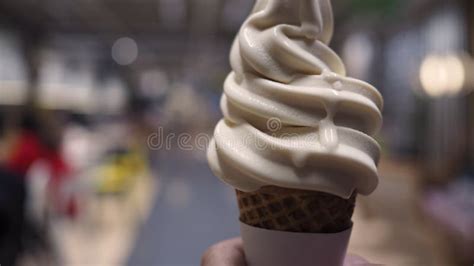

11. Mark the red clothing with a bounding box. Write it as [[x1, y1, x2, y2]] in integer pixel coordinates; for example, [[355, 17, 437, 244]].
[[6, 131, 69, 179], [6, 131, 44, 176], [6, 130, 75, 217]]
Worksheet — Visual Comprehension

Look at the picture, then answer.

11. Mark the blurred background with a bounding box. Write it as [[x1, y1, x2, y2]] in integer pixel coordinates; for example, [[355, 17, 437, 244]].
[[0, 0, 473, 265]]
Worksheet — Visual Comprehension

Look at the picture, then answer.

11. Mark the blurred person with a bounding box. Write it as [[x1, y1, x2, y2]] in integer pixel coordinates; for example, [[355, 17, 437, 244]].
[[6, 109, 72, 215], [201, 238, 373, 266], [2, 108, 71, 265], [0, 111, 26, 265]]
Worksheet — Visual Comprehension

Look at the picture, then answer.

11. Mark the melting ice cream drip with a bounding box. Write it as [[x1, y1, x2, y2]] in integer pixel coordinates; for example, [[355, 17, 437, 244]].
[[319, 70, 342, 152], [320, 104, 338, 151], [291, 72, 342, 168]]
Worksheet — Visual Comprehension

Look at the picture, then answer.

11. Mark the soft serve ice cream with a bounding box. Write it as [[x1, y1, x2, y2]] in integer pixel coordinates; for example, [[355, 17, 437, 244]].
[[208, 0, 383, 199]]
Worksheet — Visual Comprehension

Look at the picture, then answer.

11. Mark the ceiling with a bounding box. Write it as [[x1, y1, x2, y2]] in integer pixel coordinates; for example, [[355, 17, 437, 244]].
[[0, 0, 450, 73], [0, 0, 384, 36], [0, 0, 256, 36], [0, 0, 460, 105]]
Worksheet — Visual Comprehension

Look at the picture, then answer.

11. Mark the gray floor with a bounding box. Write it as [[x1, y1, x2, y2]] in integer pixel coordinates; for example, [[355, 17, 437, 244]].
[[127, 151, 240, 266]]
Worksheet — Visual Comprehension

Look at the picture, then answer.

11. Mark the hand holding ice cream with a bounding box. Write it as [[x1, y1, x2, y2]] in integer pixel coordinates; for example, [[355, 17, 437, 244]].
[[201, 238, 372, 266], [207, 0, 383, 265]]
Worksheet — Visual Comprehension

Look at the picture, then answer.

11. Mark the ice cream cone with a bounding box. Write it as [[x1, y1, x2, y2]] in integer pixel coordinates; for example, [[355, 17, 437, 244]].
[[236, 186, 356, 233], [206, 0, 382, 263]]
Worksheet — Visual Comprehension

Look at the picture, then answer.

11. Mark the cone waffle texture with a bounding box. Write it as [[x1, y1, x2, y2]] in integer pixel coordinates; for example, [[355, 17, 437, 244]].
[[236, 187, 356, 233]]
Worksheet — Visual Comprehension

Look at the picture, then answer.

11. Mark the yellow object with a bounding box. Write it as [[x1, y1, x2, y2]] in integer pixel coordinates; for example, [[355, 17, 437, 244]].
[[96, 149, 149, 194]]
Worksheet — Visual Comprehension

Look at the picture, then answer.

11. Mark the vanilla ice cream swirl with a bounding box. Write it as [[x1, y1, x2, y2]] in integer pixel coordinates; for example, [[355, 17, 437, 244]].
[[208, 0, 383, 199]]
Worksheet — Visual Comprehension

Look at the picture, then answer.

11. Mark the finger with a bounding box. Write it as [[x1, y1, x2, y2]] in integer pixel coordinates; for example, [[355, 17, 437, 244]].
[[201, 238, 247, 266]]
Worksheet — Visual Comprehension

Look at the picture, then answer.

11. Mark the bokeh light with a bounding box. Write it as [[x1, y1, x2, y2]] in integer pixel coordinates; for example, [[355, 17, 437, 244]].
[[111, 37, 138, 66], [420, 54, 465, 97]]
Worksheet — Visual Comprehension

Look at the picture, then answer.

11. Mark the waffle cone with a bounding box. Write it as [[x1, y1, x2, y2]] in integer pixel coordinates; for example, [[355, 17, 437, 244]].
[[236, 186, 356, 233]]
